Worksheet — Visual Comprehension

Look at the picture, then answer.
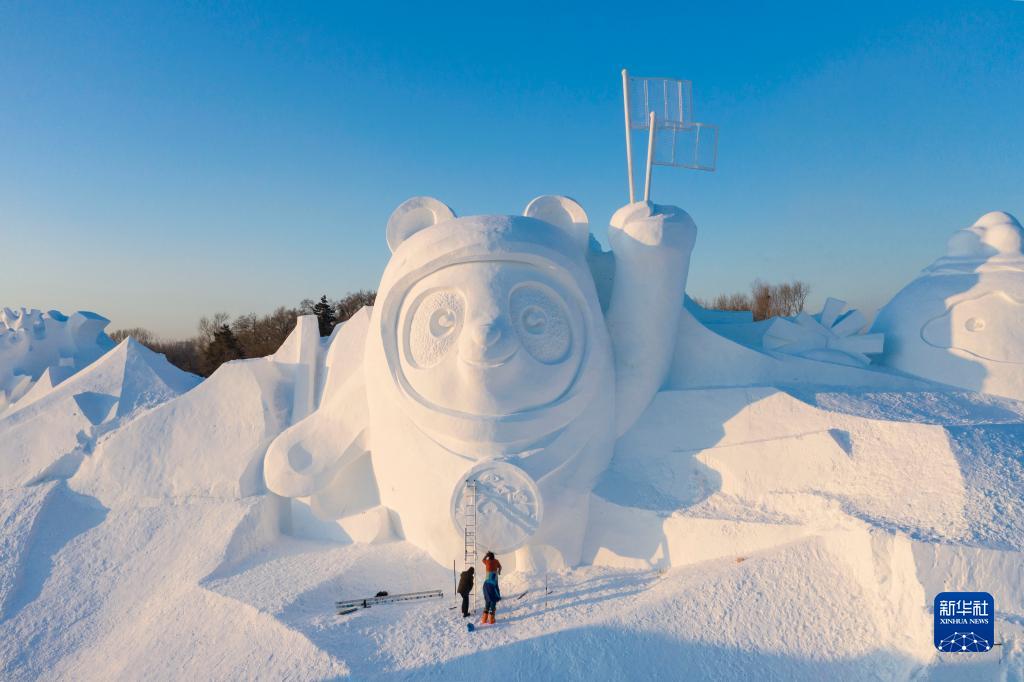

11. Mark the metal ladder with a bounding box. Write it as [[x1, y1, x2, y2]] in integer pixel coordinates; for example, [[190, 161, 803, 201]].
[[463, 479, 478, 612]]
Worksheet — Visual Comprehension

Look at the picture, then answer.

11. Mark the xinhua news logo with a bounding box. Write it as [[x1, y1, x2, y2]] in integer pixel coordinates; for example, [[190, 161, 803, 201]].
[[933, 592, 994, 653]]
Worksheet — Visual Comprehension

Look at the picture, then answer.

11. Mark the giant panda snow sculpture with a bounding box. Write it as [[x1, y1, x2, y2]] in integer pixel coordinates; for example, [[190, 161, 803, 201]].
[[264, 196, 696, 569], [872, 211, 1024, 400]]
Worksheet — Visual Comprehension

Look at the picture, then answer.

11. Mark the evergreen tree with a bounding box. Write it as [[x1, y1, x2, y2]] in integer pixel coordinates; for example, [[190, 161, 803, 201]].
[[312, 294, 337, 337], [200, 324, 245, 376]]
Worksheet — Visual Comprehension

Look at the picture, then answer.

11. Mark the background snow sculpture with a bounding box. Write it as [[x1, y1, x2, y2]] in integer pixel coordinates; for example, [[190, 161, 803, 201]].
[[0, 308, 115, 412], [264, 195, 697, 570], [872, 211, 1024, 399], [762, 298, 884, 367]]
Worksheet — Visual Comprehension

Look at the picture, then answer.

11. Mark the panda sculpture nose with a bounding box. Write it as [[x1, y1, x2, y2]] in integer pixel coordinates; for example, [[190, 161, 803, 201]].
[[462, 315, 517, 368], [473, 322, 503, 348]]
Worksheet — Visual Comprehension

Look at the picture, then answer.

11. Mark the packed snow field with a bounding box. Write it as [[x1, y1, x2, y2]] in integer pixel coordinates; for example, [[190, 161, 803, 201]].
[[1, 329, 1021, 679], [2, 207, 1024, 680]]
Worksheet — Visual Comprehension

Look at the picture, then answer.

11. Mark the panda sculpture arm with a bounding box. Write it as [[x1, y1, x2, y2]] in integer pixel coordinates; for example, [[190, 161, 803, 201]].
[[604, 201, 697, 436]]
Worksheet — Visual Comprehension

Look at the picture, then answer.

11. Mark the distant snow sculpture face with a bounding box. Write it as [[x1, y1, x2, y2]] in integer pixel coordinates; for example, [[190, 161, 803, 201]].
[[873, 211, 1024, 399], [921, 291, 1024, 363], [398, 261, 585, 415]]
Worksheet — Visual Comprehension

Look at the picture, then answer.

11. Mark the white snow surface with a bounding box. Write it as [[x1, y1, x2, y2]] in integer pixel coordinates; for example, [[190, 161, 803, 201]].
[[3, 203, 1024, 680], [3, 336, 1023, 679]]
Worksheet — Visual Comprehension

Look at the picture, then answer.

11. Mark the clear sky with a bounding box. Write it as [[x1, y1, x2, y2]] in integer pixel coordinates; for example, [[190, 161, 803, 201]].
[[2, 1, 1022, 338]]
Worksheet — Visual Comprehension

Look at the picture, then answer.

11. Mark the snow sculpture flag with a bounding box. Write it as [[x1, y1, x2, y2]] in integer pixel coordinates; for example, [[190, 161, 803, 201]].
[[873, 211, 1024, 400], [762, 298, 884, 367], [0, 308, 115, 410], [264, 195, 697, 569], [626, 75, 718, 173]]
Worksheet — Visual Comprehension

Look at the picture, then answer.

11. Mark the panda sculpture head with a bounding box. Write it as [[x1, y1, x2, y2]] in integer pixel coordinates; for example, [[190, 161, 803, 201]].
[[371, 196, 611, 458]]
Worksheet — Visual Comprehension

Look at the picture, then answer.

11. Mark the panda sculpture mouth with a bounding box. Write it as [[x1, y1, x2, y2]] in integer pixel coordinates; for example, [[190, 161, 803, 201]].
[[461, 348, 518, 369]]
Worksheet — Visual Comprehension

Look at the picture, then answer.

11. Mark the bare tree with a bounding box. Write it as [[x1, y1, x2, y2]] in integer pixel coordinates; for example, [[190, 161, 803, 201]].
[[711, 292, 754, 312], [229, 306, 301, 357], [335, 290, 376, 323], [696, 280, 810, 321], [108, 327, 156, 345], [198, 312, 230, 346], [751, 279, 810, 320]]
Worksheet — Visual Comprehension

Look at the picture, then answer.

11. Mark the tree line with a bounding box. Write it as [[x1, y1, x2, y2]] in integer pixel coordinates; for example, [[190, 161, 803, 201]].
[[109, 291, 376, 377], [692, 279, 810, 321], [111, 280, 808, 379]]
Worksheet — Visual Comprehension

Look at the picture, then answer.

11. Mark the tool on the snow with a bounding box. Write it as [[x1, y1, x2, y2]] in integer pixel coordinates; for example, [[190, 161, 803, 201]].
[[335, 589, 443, 614]]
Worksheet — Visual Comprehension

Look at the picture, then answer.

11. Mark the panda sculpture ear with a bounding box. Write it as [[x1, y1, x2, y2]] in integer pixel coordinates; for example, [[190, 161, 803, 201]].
[[386, 196, 456, 252], [524, 195, 589, 252]]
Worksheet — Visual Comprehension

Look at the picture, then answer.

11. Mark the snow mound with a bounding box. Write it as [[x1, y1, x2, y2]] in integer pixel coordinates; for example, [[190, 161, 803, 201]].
[[2, 266, 1024, 678], [0, 338, 200, 488], [74, 356, 291, 503], [2, 329, 1024, 678]]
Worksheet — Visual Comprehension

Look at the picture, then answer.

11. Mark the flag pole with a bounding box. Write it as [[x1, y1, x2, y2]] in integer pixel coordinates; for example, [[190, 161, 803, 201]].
[[643, 111, 656, 202], [622, 69, 635, 203]]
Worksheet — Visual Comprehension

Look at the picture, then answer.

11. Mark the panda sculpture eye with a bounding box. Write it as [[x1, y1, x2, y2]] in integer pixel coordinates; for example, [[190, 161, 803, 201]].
[[431, 308, 457, 336], [522, 307, 547, 334], [407, 290, 464, 367], [510, 284, 571, 363]]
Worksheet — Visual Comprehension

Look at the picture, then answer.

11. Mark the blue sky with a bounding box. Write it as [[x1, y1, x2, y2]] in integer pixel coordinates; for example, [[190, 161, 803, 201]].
[[2, 1, 1022, 338]]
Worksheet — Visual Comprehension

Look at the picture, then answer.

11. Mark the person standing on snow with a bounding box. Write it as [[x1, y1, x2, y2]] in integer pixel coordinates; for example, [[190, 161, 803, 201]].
[[457, 566, 474, 618], [481, 551, 501, 624]]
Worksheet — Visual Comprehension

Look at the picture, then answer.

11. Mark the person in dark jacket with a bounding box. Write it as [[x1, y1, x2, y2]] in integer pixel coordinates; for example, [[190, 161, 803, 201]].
[[457, 567, 474, 617]]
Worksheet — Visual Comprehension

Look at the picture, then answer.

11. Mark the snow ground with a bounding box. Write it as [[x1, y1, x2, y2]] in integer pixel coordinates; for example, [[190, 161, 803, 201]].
[[2, 348, 1023, 679]]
